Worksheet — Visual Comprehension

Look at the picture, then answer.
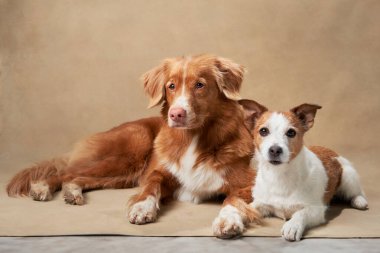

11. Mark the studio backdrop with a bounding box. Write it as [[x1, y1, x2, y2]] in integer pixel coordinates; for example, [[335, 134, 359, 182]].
[[0, 0, 379, 236]]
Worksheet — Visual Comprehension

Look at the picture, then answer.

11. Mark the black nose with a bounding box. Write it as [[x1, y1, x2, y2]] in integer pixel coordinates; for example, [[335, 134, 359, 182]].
[[269, 145, 283, 158]]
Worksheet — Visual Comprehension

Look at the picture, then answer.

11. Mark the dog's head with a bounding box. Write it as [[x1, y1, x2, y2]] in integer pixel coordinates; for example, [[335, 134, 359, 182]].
[[142, 55, 244, 129], [239, 99, 321, 166]]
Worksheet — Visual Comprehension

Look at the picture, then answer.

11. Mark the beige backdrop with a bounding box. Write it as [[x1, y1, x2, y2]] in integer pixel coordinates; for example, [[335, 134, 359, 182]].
[[1, 0, 379, 237]]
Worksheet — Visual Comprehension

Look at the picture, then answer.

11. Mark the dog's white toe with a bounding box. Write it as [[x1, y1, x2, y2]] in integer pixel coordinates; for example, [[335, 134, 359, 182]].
[[212, 205, 244, 239], [351, 195, 368, 210], [30, 181, 52, 201], [128, 196, 158, 225], [281, 219, 304, 241]]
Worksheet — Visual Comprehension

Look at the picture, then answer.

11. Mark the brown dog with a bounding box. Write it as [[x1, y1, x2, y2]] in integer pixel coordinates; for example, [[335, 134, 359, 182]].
[[7, 55, 259, 238]]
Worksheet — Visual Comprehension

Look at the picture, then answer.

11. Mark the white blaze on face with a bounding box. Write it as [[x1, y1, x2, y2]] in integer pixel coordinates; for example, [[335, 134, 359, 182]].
[[168, 57, 192, 127], [257, 113, 292, 164]]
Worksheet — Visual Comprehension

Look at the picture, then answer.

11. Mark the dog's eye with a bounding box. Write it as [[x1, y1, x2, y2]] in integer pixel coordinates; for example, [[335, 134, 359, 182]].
[[168, 83, 176, 90], [286, 129, 296, 138], [259, 127, 269, 137], [195, 82, 204, 89]]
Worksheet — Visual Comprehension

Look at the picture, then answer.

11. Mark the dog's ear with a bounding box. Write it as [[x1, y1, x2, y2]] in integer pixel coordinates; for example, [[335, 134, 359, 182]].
[[142, 60, 171, 108], [290, 103, 322, 130], [238, 99, 268, 130], [215, 57, 245, 100]]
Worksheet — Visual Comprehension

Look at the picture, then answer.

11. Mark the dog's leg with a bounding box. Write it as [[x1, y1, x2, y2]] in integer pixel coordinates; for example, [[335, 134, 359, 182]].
[[212, 189, 261, 239], [30, 181, 53, 201], [281, 205, 326, 241], [128, 194, 160, 225], [128, 166, 178, 225], [30, 175, 62, 201], [61, 176, 138, 205], [74, 176, 137, 189], [336, 156, 368, 210], [251, 201, 274, 218], [62, 182, 84, 205], [60, 155, 147, 205]]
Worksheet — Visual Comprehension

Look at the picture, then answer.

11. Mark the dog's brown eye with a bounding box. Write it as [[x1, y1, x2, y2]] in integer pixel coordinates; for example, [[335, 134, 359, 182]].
[[286, 129, 296, 138], [259, 127, 269, 137], [168, 83, 175, 90], [195, 82, 204, 89]]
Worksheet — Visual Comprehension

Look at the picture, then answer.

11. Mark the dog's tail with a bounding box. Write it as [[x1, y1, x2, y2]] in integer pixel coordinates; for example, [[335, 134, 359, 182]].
[[6, 156, 69, 198]]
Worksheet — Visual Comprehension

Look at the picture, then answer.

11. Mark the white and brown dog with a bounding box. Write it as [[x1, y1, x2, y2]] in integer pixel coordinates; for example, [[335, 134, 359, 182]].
[[239, 99, 368, 241]]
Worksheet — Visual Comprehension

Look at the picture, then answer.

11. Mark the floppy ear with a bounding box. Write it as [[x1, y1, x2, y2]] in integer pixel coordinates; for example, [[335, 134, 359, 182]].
[[238, 99, 268, 130], [215, 57, 245, 100], [142, 60, 170, 108], [290, 103, 322, 130]]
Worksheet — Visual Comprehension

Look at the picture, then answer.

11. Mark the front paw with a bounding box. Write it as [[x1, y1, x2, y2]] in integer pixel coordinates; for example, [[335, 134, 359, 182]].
[[212, 205, 244, 239], [281, 219, 305, 241], [128, 196, 158, 225]]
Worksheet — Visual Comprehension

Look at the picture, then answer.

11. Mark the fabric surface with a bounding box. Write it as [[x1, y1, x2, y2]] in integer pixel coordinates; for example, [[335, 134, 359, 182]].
[[1, 237, 380, 253], [0, 0, 379, 237]]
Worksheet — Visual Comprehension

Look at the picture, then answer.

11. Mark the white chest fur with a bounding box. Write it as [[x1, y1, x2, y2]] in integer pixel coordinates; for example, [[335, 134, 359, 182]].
[[252, 147, 328, 218], [163, 136, 225, 203]]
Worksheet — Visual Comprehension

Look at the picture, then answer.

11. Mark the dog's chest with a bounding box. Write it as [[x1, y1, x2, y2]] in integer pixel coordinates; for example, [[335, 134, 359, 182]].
[[162, 137, 225, 203], [253, 149, 328, 217]]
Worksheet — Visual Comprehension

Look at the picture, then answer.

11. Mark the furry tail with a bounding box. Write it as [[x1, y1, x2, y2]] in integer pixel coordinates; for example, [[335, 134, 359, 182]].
[[6, 156, 69, 198]]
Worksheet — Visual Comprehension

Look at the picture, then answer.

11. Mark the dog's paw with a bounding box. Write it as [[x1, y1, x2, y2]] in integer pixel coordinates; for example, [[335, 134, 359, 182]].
[[128, 196, 158, 225], [351, 195, 368, 210], [30, 181, 52, 201], [63, 183, 84, 205], [212, 205, 244, 239], [281, 219, 305, 241], [63, 191, 84, 205]]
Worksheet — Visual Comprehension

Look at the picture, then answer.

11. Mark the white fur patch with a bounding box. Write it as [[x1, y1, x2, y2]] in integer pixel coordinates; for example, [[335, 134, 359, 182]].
[[281, 217, 305, 241], [257, 113, 292, 164], [168, 58, 196, 128], [171, 95, 190, 111], [335, 156, 368, 209], [253, 147, 328, 240], [254, 147, 328, 208], [351, 195, 368, 210], [336, 157, 365, 199], [212, 205, 244, 238], [163, 136, 225, 203], [128, 195, 159, 224]]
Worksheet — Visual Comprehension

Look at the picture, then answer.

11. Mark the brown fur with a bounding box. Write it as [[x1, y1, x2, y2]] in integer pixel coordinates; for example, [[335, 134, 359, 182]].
[[129, 54, 260, 229], [224, 196, 261, 224], [6, 157, 68, 197], [251, 111, 271, 152], [283, 112, 307, 160], [7, 117, 163, 201], [309, 146, 343, 204], [249, 110, 307, 161], [7, 55, 260, 230]]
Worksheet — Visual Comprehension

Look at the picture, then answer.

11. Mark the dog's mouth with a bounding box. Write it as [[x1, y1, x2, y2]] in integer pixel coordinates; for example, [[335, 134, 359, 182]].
[[269, 160, 283, 165], [169, 122, 189, 128], [168, 117, 202, 130]]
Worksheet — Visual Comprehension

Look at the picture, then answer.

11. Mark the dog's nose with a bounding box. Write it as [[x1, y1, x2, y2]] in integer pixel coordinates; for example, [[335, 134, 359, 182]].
[[169, 107, 187, 123], [269, 145, 283, 157]]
